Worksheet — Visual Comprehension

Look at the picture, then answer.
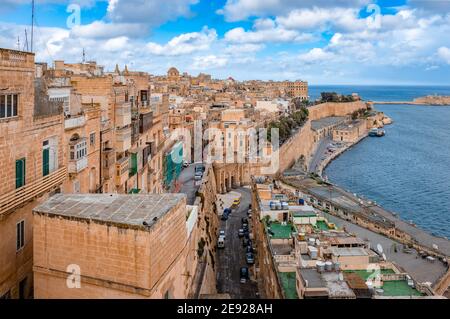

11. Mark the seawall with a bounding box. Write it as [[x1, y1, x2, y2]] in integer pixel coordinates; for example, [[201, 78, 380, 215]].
[[276, 101, 368, 174]]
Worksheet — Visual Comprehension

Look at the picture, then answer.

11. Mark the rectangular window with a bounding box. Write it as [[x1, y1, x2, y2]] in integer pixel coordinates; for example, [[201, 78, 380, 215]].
[[16, 220, 25, 251], [15, 158, 26, 189], [90, 132, 95, 147], [0, 95, 5, 118], [0, 94, 18, 119]]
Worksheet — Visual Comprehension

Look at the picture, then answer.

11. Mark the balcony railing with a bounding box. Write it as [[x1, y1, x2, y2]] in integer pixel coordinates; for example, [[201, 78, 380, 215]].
[[65, 115, 86, 130], [0, 167, 67, 217], [68, 157, 88, 174]]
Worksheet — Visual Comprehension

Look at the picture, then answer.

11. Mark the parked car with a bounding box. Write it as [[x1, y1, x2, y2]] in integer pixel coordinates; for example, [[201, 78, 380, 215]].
[[238, 229, 245, 238], [219, 230, 226, 239], [194, 171, 203, 181], [195, 163, 205, 173], [241, 217, 248, 224], [246, 253, 255, 265], [221, 212, 229, 221], [233, 198, 241, 207], [243, 238, 250, 247], [218, 237, 225, 249], [246, 245, 254, 254], [224, 208, 232, 216], [240, 267, 249, 283]]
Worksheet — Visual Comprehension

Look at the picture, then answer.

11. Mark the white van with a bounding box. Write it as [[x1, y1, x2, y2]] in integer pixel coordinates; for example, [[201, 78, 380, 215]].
[[218, 236, 225, 249]]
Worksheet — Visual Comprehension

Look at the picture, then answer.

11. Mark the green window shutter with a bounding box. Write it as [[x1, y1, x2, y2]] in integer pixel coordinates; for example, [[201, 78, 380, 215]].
[[129, 153, 138, 176], [15, 158, 25, 189], [43, 148, 50, 177]]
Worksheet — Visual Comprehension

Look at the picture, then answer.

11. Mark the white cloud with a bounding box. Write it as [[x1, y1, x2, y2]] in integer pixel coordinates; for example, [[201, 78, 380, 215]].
[[192, 55, 228, 69], [298, 48, 335, 64], [146, 27, 217, 56], [438, 47, 450, 64], [224, 43, 264, 54], [104, 36, 129, 52], [70, 21, 145, 39], [219, 0, 371, 22], [224, 25, 315, 44], [107, 0, 199, 27]]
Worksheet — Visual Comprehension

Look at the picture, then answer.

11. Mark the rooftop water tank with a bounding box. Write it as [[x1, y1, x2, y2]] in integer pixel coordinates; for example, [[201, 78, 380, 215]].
[[281, 202, 289, 210], [325, 261, 333, 272], [299, 199, 305, 206], [316, 261, 325, 273], [334, 262, 341, 272]]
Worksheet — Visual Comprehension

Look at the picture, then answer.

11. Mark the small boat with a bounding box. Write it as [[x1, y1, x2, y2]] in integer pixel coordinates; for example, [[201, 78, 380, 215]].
[[369, 128, 385, 137]]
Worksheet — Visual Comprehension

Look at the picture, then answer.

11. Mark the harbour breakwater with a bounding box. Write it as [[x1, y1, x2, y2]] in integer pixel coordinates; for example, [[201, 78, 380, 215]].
[[373, 95, 450, 106]]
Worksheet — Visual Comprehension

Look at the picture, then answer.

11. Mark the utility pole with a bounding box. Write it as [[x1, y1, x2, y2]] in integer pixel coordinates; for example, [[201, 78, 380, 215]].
[[31, 0, 35, 53], [16, 36, 20, 50]]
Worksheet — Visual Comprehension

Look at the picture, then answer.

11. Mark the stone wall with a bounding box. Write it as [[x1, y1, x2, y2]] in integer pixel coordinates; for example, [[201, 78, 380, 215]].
[[276, 101, 368, 174], [33, 197, 201, 299], [189, 164, 220, 296]]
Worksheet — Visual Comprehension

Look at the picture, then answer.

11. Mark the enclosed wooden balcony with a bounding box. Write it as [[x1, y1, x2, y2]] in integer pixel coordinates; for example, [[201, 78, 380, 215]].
[[115, 127, 132, 152], [102, 148, 116, 180], [0, 167, 67, 218], [115, 102, 131, 127], [115, 156, 129, 187]]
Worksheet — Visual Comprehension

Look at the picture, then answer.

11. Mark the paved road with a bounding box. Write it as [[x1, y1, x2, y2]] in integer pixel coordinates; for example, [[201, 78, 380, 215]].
[[178, 164, 200, 205], [308, 137, 331, 173], [323, 212, 448, 284], [216, 187, 259, 299]]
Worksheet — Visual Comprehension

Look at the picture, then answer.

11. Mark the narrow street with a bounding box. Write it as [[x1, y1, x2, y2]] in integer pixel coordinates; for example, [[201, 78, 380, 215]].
[[177, 164, 200, 205], [216, 187, 259, 299]]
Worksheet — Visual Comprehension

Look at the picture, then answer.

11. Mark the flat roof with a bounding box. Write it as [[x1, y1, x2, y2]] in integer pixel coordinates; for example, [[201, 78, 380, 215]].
[[311, 116, 347, 131], [299, 268, 326, 288], [321, 272, 356, 298], [33, 193, 186, 230], [330, 247, 369, 257]]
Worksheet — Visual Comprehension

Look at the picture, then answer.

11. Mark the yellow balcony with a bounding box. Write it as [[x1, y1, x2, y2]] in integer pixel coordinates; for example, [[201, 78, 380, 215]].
[[0, 167, 67, 218]]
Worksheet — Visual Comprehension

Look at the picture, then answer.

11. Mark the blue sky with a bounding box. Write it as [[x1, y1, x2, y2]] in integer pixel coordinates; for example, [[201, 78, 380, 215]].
[[1, 0, 450, 85]]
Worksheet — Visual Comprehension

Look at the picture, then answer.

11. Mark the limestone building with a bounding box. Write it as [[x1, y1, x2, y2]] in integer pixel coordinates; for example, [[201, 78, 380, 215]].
[[33, 193, 202, 299], [0, 49, 66, 299]]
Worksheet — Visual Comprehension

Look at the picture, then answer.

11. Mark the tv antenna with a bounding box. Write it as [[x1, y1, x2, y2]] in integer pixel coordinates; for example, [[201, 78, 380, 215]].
[[82, 48, 86, 63]]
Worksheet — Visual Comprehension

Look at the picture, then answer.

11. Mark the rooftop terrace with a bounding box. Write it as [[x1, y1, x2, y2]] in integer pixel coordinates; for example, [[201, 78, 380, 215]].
[[33, 193, 186, 230], [268, 222, 294, 239], [279, 272, 298, 299], [381, 280, 423, 297]]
